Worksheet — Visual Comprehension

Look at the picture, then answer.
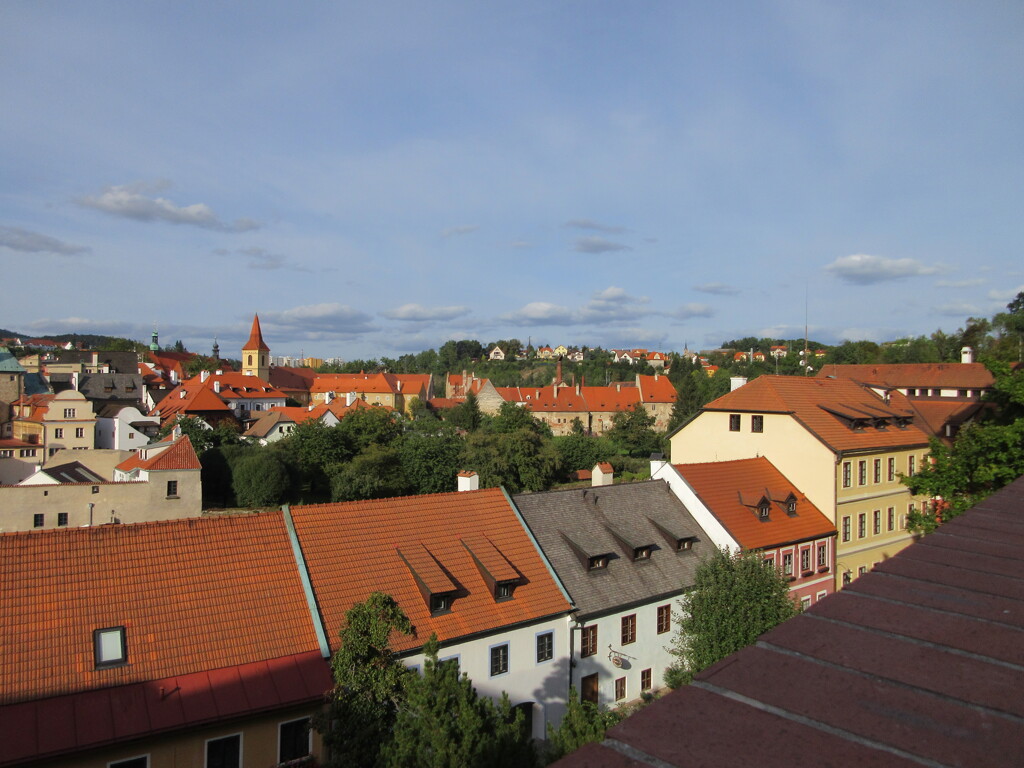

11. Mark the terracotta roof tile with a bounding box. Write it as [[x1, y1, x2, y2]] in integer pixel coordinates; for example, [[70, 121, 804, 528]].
[[0, 512, 321, 706], [816, 362, 996, 389], [243, 314, 270, 352], [287, 488, 572, 653], [673, 457, 835, 550]]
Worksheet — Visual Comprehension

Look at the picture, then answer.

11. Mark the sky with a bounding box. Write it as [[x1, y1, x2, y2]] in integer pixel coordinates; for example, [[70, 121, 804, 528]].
[[2, 2, 1023, 361]]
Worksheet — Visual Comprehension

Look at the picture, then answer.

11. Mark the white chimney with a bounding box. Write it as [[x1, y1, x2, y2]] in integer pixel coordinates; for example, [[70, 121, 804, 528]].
[[961, 346, 974, 364], [730, 376, 747, 391], [592, 462, 614, 487], [346, 391, 357, 406], [71, 371, 79, 391], [213, 381, 221, 394], [178, 389, 187, 399], [200, 370, 210, 383], [457, 471, 480, 492], [650, 453, 668, 477], [215, 369, 223, 375]]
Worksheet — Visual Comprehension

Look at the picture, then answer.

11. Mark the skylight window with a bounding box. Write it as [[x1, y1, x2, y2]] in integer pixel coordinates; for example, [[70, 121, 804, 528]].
[[94, 626, 127, 668]]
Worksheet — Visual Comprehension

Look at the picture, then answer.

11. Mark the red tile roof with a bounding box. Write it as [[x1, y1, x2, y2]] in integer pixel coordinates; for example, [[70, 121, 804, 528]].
[[0, 513, 322, 706], [701, 375, 931, 452], [286, 488, 572, 653], [310, 372, 399, 395], [636, 374, 676, 403], [674, 458, 835, 550], [555, 475, 1024, 768], [815, 362, 996, 389], [243, 314, 270, 352], [115, 435, 201, 473]]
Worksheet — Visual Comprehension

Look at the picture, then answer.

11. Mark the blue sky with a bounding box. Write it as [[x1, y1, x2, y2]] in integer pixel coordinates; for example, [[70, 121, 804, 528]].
[[2, 1, 1022, 361]]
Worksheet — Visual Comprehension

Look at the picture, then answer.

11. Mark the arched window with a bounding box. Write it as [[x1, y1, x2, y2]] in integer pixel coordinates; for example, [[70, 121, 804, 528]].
[[248, 355, 253, 365]]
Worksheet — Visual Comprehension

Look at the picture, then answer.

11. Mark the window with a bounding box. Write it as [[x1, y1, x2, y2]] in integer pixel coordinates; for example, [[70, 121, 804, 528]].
[[496, 581, 514, 600], [581, 625, 597, 657], [278, 718, 311, 763], [634, 546, 651, 560], [621, 614, 636, 645], [205, 734, 241, 768], [109, 757, 148, 768], [166, 480, 178, 498], [729, 413, 741, 431], [656, 604, 671, 634], [817, 543, 827, 568], [782, 553, 793, 576], [614, 676, 626, 701], [858, 566, 867, 576], [490, 643, 509, 676], [763, 555, 774, 569], [786, 498, 797, 514], [758, 503, 770, 520], [54, 428, 64, 439], [588, 555, 608, 570], [33, 513, 44, 528], [908, 455, 916, 476], [58, 512, 68, 527], [858, 461, 866, 485], [92, 485, 99, 494], [801, 596, 812, 611], [842, 516, 851, 542], [842, 571, 852, 586], [0, 449, 10, 458], [430, 593, 452, 614], [641, 668, 652, 691], [888, 457, 895, 481], [888, 507, 895, 531], [873, 510, 881, 535], [751, 414, 764, 433], [19, 448, 36, 457], [581, 673, 599, 704], [842, 462, 851, 488], [858, 513, 866, 538], [800, 548, 810, 573], [94, 626, 127, 668], [536, 631, 553, 663], [873, 459, 881, 483], [75, 427, 85, 439], [63, 408, 76, 418]]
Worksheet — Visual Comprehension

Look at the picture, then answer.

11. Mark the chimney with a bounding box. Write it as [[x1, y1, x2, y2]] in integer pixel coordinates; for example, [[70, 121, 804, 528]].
[[200, 370, 210, 383], [346, 391, 357, 406], [71, 371, 79, 391], [961, 346, 974, 364], [457, 470, 480, 492], [213, 381, 221, 394], [592, 462, 614, 487], [178, 389, 187, 399], [731, 376, 748, 391], [215, 369, 223, 376]]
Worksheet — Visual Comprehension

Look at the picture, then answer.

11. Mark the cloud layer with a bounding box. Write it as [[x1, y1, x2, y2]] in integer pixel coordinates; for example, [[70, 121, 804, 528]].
[[825, 254, 942, 285], [78, 182, 259, 232], [0, 225, 89, 256]]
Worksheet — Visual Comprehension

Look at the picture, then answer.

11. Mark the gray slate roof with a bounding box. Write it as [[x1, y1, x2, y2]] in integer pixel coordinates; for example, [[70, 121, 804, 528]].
[[514, 480, 708, 619], [50, 373, 144, 402]]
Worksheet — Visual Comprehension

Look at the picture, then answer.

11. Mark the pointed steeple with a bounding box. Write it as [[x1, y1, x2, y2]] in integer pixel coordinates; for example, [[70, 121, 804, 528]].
[[242, 313, 271, 379], [212, 337, 220, 360]]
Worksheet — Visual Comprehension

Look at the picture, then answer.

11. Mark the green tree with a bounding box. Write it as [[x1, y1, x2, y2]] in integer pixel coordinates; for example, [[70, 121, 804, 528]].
[[447, 392, 482, 431], [316, 593, 414, 768], [544, 687, 620, 763], [231, 451, 291, 506], [666, 548, 799, 687], [553, 430, 614, 476], [337, 407, 405, 452], [158, 415, 216, 454], [330, 444, 412, 501], [606, 407, 662, 458], [490, 401, 551, 437], [383, 635, 535, 768], [399, 428, 464, 495], [460, 429, 559, 493]]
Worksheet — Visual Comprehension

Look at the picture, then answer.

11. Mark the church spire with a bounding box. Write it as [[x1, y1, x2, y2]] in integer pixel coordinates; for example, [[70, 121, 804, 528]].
[[242, 313, 271, 379]]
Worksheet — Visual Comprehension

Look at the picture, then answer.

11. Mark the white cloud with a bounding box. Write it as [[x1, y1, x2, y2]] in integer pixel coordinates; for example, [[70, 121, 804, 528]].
[[381, 303, 470, 321], [935, 278, 985, 288], [670, 303, 714, 320], [825, 254, 942, 285], [503, 287, 653, 327], [573, 236, 631, 254], [694, 282, 739, 296], [564, 219, 626, 234], [988, 285, 1024, 303], [502, 301, 575, 326], [78, 181, 259, 232], [0, 225, 90, 256], [441, 224, 479, 238], [214, 246, 310, 272]]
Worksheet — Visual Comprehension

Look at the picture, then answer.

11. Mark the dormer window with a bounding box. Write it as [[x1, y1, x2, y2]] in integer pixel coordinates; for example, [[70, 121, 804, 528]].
[[588, 555, 609, 571], [758, 503, 770, 520], [430, 593, 454, 615], [94, 626, 127, 668], [634, 546, 652, 561], [786, 496, 797, 515], [677, 538, 694, 551], [495, 581, 515, 601]]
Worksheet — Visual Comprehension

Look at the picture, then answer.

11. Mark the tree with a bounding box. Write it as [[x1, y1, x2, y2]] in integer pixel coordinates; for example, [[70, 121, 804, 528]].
[[383, 635, 535, 768], [399, 428, 464, 495], [544, 687, 620, 763], [447, 392, 482, 431], [157, 415, 216, 455], [490, 401, 551, 437], [554, 430, 614, 477], [460, 428, 559, 493], [337, 407, 405, 452], [330, 444, 412, 501], [666, 548, 799, 687], [606, 407, 661, 458], [231, 451, 290, 506], [316, 593, 414, 768]]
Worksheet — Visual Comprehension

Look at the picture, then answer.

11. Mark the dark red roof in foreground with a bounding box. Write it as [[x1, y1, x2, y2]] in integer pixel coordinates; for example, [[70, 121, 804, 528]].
[[555, 474, 1024, 768]]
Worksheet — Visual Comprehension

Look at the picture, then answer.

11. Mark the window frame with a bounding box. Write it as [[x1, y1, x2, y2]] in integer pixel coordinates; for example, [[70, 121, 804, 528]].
[[204, 732, 242, 768], [842, 461, 851, 488], [489, 642, 510, 677], [580, 624, 597, 658], [888, 506, 895, 531], [621, 614, 637, 645], [888, 457, 895, 482], [873, 509, 881, 535], [873, 459, 881, 483], [58, 512, 68, 527], [54, 427, 64, 439], [94, 626, 127, 669], [614, 676, 626, 702], [800, 547, 810, 573], [33, 513, 44, 528], [782, 552, 793, 576], [75, 427, 85, 439], [728, 413, 741, 432], [817, 543, 827, 568], [536, 631, 554, 664], [751, 414, 764, 433], [842, 516, 851, 542], [108, 756, 149, 768], [656, 604, 671, 634], [858, 513, 866, 538], [278, 717, 312, 764], [640, 668, 652, 691], [858, 460, 867, 486], [166, 480, 178, 498]]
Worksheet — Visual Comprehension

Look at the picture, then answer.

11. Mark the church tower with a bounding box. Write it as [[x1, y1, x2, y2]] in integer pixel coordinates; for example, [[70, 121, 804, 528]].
[[242, 314, 270, 379]]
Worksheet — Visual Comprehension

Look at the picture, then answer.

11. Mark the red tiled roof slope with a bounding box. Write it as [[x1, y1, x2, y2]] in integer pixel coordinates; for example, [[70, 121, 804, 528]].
[[0, 512, 320, 705], [674, 458, 835, 550], [815, 362, 996, 389], [288, 488, 571, 653], [703, 375, 931, 451]]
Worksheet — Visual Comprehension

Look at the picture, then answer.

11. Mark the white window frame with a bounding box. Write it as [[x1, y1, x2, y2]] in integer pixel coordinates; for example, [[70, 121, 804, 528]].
[[277, 717, 312, 764], [204, 732, 242, 768]]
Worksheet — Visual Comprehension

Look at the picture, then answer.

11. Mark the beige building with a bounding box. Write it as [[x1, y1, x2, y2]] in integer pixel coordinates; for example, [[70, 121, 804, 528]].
[[669, 375, 930, 589], [7, 389, 97, 459], [1, 436, 202, 532]]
